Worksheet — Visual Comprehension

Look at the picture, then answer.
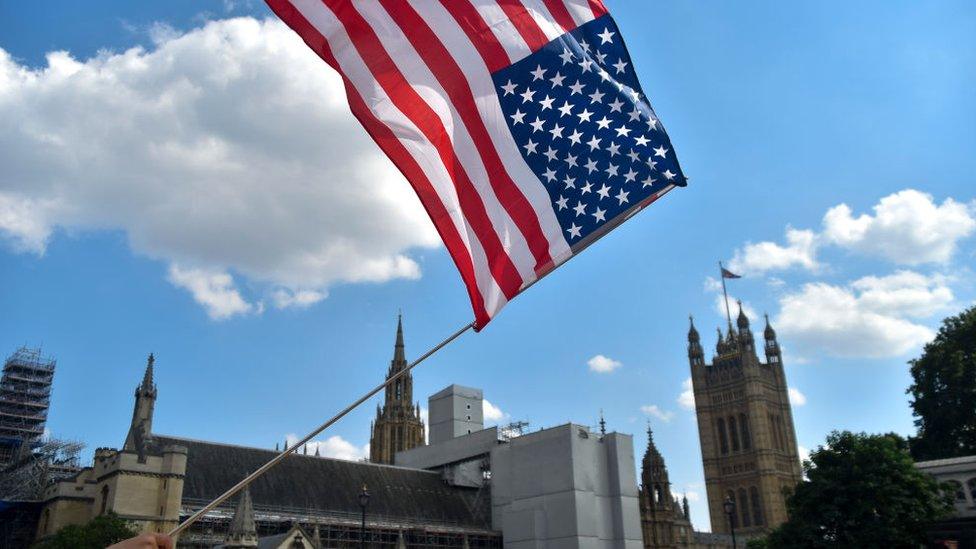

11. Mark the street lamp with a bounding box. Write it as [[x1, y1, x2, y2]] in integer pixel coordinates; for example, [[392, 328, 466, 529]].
[[723, 496, 738, 548], [359, 483, 370, 549]]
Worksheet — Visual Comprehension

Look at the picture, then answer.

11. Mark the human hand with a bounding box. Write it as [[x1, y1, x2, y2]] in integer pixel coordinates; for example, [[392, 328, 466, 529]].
[[106, 533, 174, 549]]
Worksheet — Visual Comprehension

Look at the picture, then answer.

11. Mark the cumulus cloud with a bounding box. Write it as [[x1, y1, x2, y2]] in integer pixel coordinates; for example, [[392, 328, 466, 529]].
[[640, 404, 675, 423], [788, 387, 807, 406], [587, 354, 622, 373], [483, 399, 508, 424], [726, 190, 974, 276], [776, 270, 952, 358], [823, 190, 975, 265], [728, 228, 819, 275], [285, 434, 368, 461], [677, 377, 696, 411], [167, 264, 255, 319], [0, 18, 440, 316]]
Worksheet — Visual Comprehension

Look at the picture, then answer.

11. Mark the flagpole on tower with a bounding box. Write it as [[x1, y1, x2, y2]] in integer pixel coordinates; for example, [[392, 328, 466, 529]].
[[719, 261, 734, 331]]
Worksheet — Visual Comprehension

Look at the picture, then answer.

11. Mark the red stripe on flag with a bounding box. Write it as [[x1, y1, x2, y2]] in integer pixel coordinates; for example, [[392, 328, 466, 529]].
[[438, 1, 511, 73], [496, 0, 551, 52], [380, 0, 555, 275], [588, 0, 609, 18], [265, 0, 491, 326], [323, 0, 524, 300], [541, 0, 578, 34]]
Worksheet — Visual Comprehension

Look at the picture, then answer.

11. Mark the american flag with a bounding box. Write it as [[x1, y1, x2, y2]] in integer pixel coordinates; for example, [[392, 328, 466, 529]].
[[266, 0, 687, 329]]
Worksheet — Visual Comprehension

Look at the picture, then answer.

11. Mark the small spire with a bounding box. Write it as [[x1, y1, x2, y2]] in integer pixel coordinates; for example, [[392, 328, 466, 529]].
[[303, 444, 308, 455], [736, 300, 750, 329], [688, 315, 700, 343], [283, 439, 289, 451], [141, 353, 155, 392], [646, 420, 654, 444], [764, 313, 777, 340], [599, 410, 606, 436], [392, 312, 406, 367], [275, 442, 279, 452], [315, 446, 321, 457], [227, 484, 257, 541]]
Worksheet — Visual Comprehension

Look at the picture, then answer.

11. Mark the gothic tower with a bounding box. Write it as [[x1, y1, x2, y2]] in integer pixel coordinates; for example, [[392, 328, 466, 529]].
[[369, 315, 425, 464], [639, 425, 676, 549], [124, 353, 157, 462], [688, 308, 802, 537], [223, 485, 258, 548]]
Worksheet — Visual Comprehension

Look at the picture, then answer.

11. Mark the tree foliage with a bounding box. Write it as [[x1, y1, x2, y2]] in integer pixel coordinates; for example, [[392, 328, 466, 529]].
[[34, 513, 137, 549], [908, 305, 976, 461], [758, 431, 952, 549]]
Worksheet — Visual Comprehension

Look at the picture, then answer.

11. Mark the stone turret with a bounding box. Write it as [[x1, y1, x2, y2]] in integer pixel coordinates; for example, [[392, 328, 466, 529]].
[[370, 314, 426, 464], [124, 354, 157, 461]]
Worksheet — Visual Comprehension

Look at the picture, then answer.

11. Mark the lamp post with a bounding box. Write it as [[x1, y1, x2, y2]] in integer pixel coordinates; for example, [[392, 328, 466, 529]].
[[723, 496, 738, 548], [359, 483, 370, 549]]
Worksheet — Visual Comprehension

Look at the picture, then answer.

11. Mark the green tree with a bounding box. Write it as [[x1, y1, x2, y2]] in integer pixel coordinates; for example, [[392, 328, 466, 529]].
[[34, 513, 137, 549], [908, 305, 976, 461], [758, 431, 952, 549]]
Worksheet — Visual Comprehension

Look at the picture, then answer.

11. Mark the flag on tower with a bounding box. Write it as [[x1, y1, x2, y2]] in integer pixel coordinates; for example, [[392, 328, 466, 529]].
[[721, 267, 741, 279], [266, 0, 687, 329]]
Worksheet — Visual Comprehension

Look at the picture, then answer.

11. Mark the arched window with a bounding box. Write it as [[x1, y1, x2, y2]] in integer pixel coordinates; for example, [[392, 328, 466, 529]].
[[717, 418, 729, 454], [728, 416, 741, 452], [946, 480, 965, 502], [738, 488, 751, 527], [739, 413, 752, 450], [750, 486, 764, 526], [654, 484, 663, 504], [395, 380, 402, 400], [967, 478, 976, 502], [100, 485, 110, 515], [726, 490, 738, 528], [770, 415, 782, 450]]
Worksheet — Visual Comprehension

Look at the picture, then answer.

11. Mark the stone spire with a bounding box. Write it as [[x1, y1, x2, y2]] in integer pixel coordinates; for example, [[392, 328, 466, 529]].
[[599, 410, 606, 436], [124, 354, 158, 461], [392, 312, 406, 370], [224, 485, 258, 547], [736, 300, 750, 330], [764, 313, 777, 340]]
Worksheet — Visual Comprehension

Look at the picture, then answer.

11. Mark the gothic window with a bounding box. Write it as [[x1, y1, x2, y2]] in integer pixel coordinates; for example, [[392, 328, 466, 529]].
[[728, 416, 741, 452], [769, 414, 782, 450], [395, 380, 402, 400], [777, 415, 788, 450], [654, 484, 663, 503], [100, 485, 109, 515], [738, 488, 751, 527], [739, 413, 752, 450], [750, 486, 764, 526], [717, 418, 729, 454]]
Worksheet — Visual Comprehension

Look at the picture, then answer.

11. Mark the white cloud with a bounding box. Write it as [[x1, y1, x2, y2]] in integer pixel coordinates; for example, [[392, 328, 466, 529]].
[[0, 18, 440, 316], [166, 264, 255, 320], [776, 270, 950, 358], [684, 490, 701, 503], [677, 378, 696, 411], [788, 387, 807, 406], [271, 288, 327, 310], [729, 228, 819, 275], [483, 399, 508, 424], [798, 445, 811, 467], [640, 404, 675, 423], [587, 354, 622, 373], [285, 434, 368, 461], [822, 190, 975, 265]]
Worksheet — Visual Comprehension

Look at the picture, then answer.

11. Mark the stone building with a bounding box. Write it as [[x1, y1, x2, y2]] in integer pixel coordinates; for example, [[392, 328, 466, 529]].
[[688, 306, 802, 537], [638, 425, 691, 549], [370, 315, 426, 464], [35, 329, 499, 548]]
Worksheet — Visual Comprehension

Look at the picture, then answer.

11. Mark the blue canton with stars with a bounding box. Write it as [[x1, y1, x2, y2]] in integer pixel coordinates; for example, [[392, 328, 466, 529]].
[[492, 15, 686, 245]]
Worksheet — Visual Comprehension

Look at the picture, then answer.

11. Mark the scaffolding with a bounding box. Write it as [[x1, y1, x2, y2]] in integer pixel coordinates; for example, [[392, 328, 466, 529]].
[[0, 347, 56, 467]]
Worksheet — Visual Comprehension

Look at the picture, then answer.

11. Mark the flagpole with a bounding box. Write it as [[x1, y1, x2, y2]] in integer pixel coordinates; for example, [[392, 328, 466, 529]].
[[719, 261, 733, 331], [167, 320, 475, 538]]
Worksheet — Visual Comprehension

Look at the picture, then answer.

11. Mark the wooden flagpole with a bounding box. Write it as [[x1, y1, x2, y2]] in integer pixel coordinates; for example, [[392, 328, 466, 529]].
[[167, 321, 475, 538]]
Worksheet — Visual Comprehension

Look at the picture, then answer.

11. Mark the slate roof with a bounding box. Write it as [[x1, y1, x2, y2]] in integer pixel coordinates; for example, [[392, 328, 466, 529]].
[[153, 435, 489, 529]]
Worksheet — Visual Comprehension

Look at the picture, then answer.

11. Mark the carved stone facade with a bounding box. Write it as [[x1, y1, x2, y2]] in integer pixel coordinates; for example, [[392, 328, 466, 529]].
[[369, 315, 426, 464], [688, 306, 802, 537], [639, 426, 693, 549]]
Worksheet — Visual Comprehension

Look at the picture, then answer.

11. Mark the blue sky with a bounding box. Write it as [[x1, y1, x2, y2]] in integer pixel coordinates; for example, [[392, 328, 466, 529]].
[[1, 0, 974, 532]]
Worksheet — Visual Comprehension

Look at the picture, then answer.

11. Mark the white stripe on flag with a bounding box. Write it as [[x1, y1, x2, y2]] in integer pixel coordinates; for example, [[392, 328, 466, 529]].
[[521, 0, 567, 42], [562, 0, 601, 28], [473, 1, 535, 63]]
